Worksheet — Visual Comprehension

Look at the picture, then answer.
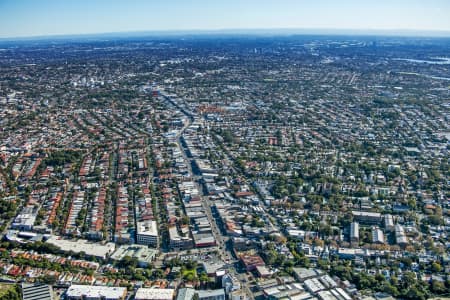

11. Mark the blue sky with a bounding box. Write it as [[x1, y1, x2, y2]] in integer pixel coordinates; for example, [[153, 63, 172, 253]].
[[1, 0, 450, 38]]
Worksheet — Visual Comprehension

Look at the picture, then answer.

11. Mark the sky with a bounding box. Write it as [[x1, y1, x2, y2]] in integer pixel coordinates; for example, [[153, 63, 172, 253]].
[[1, 0, 450, 38]]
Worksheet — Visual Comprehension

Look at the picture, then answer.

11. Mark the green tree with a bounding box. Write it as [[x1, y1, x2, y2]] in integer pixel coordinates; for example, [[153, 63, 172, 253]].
[[405, 285, 427, 300], [431, 280, 447, 294], [199, 272, 209, 286], [383, 283, 399, 297], [430, 261, 442, 273]]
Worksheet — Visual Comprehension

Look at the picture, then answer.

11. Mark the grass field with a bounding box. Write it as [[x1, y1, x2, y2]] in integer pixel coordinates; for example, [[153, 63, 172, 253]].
[[182, 268, 197, 280]]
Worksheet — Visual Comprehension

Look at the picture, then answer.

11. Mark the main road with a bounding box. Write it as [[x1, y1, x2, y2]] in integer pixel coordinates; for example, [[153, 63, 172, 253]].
[[163, 94, 254, 300]]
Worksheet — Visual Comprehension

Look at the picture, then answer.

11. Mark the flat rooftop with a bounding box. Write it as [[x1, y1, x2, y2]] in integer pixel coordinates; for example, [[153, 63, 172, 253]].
[[135, 287, 175, 300], [110, 244, 158, 264], [66, 285, 126, 299], [137, 220, 158, 236], [46, 235, 115, 258]]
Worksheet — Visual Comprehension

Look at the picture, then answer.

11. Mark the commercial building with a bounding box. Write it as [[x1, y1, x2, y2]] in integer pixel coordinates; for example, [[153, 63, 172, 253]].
[[197, 289, 226, 300], [135, 288, 175, 300], [46, 236, 116, 259], [110, 244, 158, 267], [169, 226, 193, 250], [395, 225, 408, 246], [384, 214, 394, 232], [66, 285, 127, 300], [11, 206, 37, 231], [176, 288, 196, 300], [229, 290, 247, 300], [193, 233, 216, 248], [239, 254, 266, 272], [222, 274, 241, 294], [352, 211, 382, 225], [372, 227, 385, 244], [304, 278, 325, 294], [350, 222, 359, 243], [263, 283, 306, 300], [292, 267, 324, 283], [136, 221, 159, 248], [22, 284, 54, 300], [256, 265, 272, 278]]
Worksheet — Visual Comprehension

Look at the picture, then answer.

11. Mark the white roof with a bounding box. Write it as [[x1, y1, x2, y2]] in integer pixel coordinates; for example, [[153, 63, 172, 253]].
[[137, 221, 158, 236], [198, 289, 225, 298], [66, 285, 126, 299], [46, 236, 115, 258], [352, 211, 381, 218], [318, 290, 338, 300], [110, 244, 158, 263], [304, 278, 325, 293], [135, 288, 175, 300]]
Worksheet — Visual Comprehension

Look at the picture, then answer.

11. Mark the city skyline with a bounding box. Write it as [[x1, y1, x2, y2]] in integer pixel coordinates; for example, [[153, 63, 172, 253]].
[[1, 0, 450, 38]]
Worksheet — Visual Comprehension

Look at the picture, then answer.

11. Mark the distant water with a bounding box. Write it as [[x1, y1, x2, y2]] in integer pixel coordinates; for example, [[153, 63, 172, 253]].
[[399, 71, 450, 81], [428, 75, 450, 81], [393, 57, 450, 65]]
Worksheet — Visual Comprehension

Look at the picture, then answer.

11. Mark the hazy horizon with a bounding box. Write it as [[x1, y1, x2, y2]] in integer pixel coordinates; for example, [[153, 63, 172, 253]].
[[2, 28, 450, 42], [1, 0, 450, 39]]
